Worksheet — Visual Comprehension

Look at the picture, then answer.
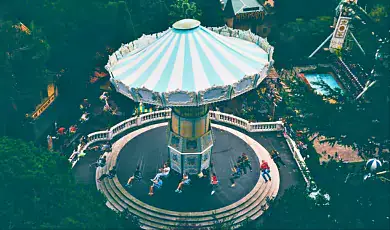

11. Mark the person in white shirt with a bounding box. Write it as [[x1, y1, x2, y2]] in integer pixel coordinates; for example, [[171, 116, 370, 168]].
[[99, 92, 108, 101], [151, 163, 170, 181], [80, 112, 89, 123]]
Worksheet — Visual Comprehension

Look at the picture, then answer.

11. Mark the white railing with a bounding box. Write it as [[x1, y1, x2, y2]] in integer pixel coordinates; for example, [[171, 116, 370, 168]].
[[69, 109, 313, 189], [284, 133, 313, 189], [209, 111, 283, 132]]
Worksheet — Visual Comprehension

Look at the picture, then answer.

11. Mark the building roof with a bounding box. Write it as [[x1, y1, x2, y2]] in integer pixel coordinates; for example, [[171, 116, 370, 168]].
[[222, 0, 264, 15]]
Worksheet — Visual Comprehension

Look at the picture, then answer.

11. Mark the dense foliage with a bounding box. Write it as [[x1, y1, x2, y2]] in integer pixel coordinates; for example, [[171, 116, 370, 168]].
[[0, 137, 138, 229], [259, 171, 390, 230], [0, 0, 225, 137]]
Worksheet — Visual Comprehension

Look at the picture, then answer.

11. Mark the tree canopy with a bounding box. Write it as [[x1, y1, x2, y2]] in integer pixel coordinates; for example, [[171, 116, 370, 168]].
[[168, 0, 202, 24], [0, 137, 138, 229]]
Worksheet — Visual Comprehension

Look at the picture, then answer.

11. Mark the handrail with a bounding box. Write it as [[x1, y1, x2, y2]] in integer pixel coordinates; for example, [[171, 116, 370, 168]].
[[69, 109, 314, 189], [284, 133, 313, 189]]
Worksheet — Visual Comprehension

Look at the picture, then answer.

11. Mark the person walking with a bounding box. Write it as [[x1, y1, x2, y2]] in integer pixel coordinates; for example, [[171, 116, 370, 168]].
[[270, 150, 286, 167], [260, 160, 272, 182]]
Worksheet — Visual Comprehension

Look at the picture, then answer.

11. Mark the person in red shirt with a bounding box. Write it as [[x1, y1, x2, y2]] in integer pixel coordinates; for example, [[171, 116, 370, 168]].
[[69, 125, 77, 134], [260, 160, 272, 182], [57, 127, 66, 135], [210, 173, 218, 195]]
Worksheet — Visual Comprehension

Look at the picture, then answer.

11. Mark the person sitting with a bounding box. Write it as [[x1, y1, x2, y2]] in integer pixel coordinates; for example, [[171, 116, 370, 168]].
[[210, 173, 219, 195], [90, 155, 107, 168], [97, 166, 117, 182], [151, 163, 170, 181], [175, 173, 191, 193], [230, 165, 241, 187], [125, 166, 142, 187], [148, 178, 163, 196], [80, 112, 90, 123]]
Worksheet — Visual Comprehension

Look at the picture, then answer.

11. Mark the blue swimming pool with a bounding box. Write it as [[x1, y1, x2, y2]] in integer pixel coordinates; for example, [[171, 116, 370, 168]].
[[304, 74, 342, 95]]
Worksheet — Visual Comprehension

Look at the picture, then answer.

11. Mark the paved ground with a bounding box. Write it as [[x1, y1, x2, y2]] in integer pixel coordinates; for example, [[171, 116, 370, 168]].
[[73, 125, 303, 210], [249, 132, 302, 196], [115, 126, 260, 212]]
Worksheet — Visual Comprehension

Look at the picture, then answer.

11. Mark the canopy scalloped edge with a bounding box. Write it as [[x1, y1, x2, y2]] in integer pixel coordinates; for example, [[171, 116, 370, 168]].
[[106, 25, 274, 107]]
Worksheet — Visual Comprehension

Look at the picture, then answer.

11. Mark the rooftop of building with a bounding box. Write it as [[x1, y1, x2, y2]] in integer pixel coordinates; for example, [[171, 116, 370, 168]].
[[222, 0, 264, 15]]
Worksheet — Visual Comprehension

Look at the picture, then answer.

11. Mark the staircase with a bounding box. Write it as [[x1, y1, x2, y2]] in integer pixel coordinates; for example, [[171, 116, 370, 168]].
[[95, 126, 280, 229]]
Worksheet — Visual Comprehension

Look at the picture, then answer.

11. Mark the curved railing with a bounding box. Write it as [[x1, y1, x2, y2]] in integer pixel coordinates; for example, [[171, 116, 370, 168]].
[[69, 109, 313, 189]]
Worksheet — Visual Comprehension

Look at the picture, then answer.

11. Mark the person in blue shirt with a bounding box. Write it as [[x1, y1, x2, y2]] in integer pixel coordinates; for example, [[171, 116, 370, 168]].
[[175, 173, 191, 193], [148, 178, 163, 196]]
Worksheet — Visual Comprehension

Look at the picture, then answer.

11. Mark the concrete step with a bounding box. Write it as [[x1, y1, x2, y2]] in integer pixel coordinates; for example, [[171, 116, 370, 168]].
[[108, 149, 274, 221], [98, 130, 280, 229], [232, 179, 280, 227], [102, 174, 277, 229], [112, 175, 271, 222]]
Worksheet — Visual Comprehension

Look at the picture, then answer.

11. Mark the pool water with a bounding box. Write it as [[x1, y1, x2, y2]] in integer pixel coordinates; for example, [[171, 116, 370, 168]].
[[304, 74, 342, 95]]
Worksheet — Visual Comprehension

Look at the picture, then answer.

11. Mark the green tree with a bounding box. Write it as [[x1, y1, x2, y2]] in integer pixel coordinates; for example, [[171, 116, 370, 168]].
[[0, 20, 51, 135], [269, 16, 334, 68], [168, 0, 202, 24], [0, 137, 138, 229], [257, 179, 390, 230], [193, 0, 224, 27]]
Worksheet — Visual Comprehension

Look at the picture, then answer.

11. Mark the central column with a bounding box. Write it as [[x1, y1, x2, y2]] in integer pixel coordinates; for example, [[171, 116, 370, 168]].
[[168, 105, 214, 175]]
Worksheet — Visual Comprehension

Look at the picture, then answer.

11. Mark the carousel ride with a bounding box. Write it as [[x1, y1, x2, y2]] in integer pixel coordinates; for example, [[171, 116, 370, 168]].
[[105, 19, 274, 175]]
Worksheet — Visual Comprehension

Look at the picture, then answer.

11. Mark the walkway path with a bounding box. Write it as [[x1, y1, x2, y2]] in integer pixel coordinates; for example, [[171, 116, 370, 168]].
[[73, 121, 302, 228]]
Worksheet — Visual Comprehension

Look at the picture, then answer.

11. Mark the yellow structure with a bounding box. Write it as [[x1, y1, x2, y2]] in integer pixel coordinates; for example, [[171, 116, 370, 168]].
[[31, 83, 58, 119], [168, 105, 213, 175]]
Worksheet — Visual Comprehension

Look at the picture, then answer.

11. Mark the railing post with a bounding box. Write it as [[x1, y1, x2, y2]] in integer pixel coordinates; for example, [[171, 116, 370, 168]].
[[136, 116, 142, 126], [246, 121, 252, 132], [108, 129, 113, 140], [214, 111, 220, 121]]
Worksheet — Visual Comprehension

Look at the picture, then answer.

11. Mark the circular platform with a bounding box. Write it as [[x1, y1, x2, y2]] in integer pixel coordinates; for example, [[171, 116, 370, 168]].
[[97, 123, 280, 228], [116, 124, 260, 212]]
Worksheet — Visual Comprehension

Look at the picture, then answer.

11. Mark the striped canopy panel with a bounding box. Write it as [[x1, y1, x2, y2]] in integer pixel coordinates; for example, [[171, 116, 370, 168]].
[[107, 23, 272, 106]]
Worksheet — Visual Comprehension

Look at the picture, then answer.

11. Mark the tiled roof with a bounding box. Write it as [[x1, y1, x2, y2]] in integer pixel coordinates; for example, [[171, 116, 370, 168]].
[[222, 0, 264, 14]]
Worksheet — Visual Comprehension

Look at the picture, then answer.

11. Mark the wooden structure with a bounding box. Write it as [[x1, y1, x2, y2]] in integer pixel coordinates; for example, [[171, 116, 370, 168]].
[[221, 0, 273, 37]]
